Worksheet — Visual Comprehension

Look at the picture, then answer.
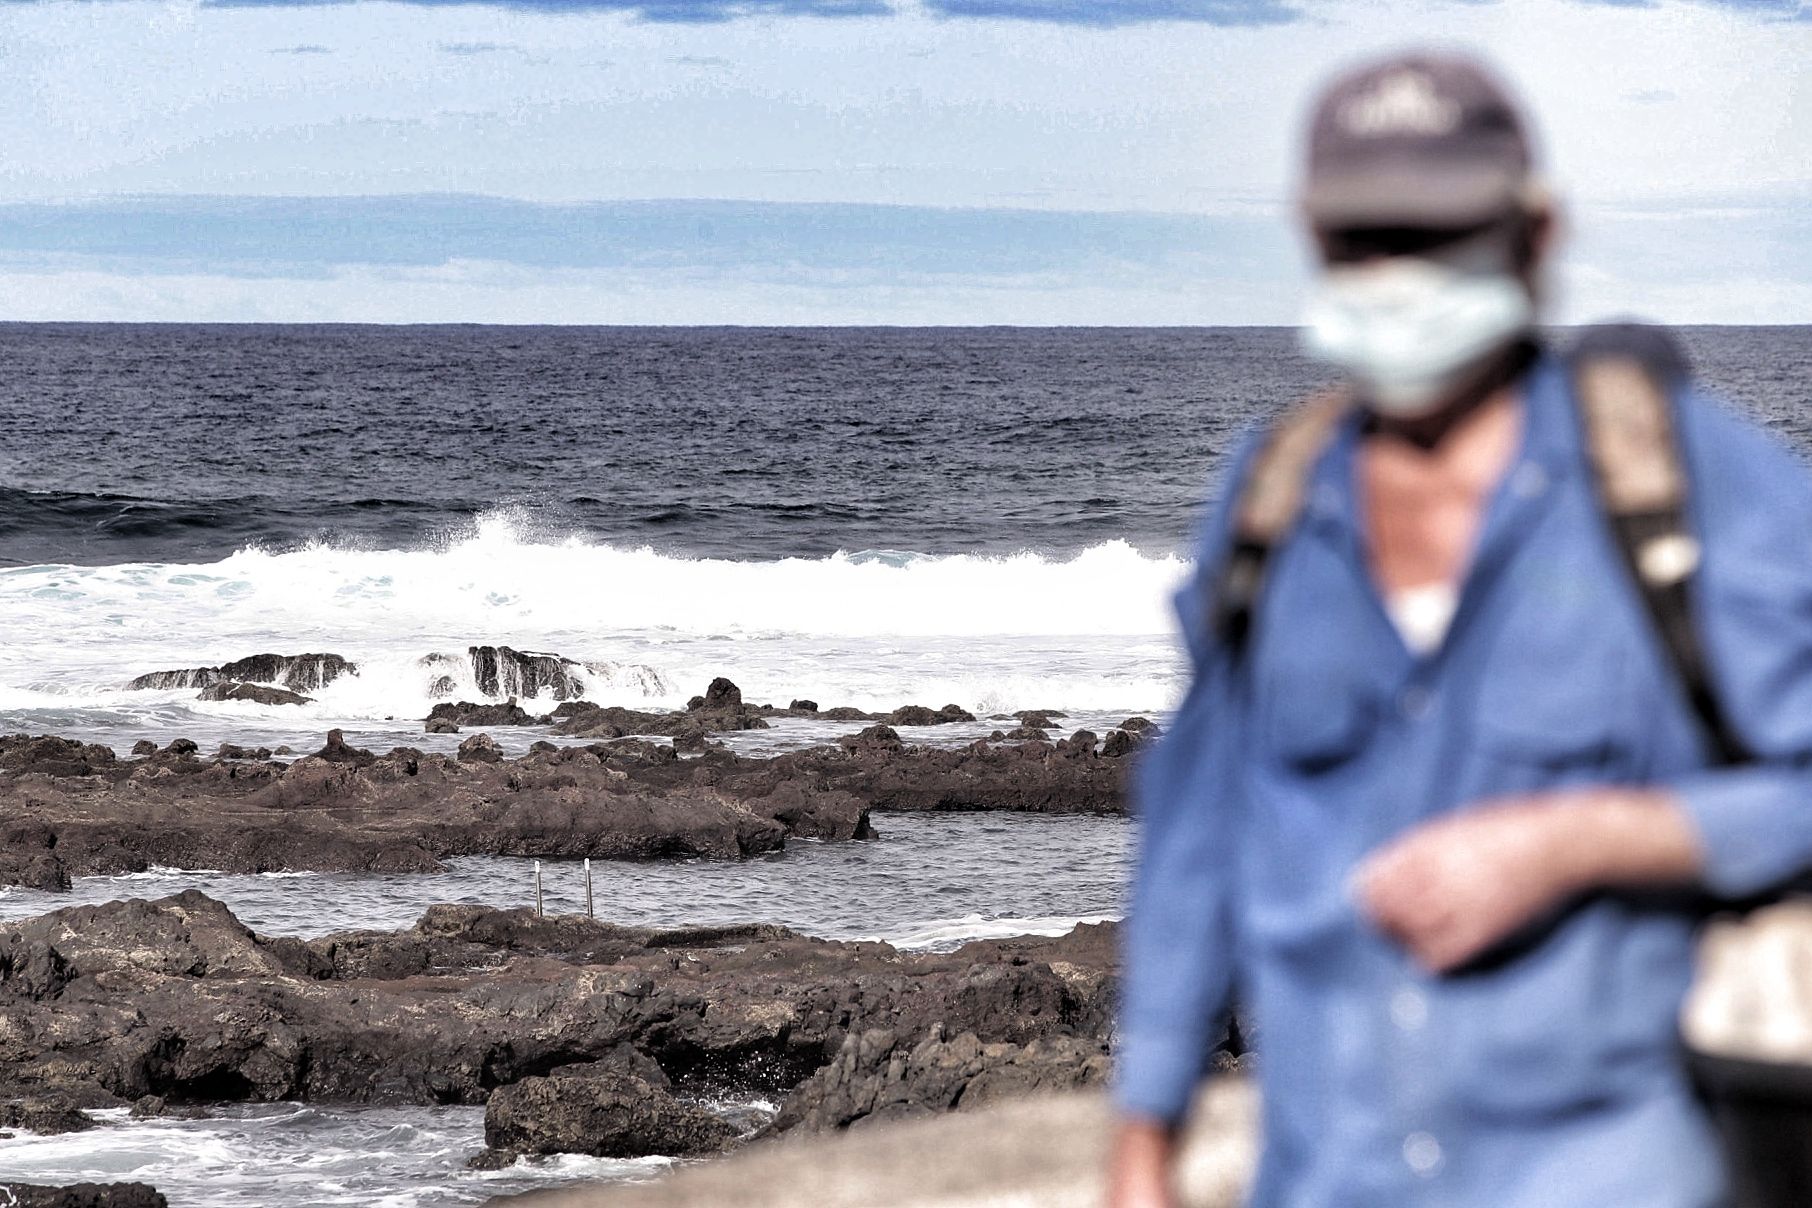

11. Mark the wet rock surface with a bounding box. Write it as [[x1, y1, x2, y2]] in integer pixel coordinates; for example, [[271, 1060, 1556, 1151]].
[[0, 705, 1140, 888], [0, 1101, 96, 1135], [126, 654, 354, 694], [772, 1026, 1111, 1133], [428, 700, 537, 729], [0, 1184, 169, 1208], [547, 679, 988, 738], [728, 733, 1127, 816], [195, 682, 312, 706], [0, 894, 1116, 1142], [0, 731, 872, 889], [468, 646, 586, 702], [481, 1068, 739, 1162]]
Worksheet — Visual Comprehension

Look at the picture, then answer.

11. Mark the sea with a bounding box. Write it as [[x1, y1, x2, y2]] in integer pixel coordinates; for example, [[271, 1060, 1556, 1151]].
[[0, 324, 1806, 1206]]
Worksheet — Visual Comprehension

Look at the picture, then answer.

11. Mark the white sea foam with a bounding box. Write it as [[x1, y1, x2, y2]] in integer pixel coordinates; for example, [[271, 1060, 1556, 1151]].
[[4, 511, 1187, 641], [0, 514, 1193, 746], [0, 1102, 668, 1207], [883, 912, 1121, 952]]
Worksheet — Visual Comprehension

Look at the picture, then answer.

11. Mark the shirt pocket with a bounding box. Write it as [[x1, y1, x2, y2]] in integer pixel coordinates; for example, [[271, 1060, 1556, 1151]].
[[1468, 583, 1641, 787], [1259, 665, 1378, 775]]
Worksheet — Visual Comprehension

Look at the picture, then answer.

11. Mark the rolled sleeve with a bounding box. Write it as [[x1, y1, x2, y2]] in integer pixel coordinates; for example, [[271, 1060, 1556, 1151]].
[[1674, 766, 1812, 898], [1667, 394, 1812, 899]]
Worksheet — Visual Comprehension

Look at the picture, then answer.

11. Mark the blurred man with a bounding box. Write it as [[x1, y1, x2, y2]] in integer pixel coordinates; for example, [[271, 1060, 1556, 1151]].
[[1108, 51, 1812, 1207]]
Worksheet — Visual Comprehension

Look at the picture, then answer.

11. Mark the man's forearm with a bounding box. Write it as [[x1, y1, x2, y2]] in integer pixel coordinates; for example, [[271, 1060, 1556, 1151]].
[[1357, 786, 1709, 973], [1550, 786, 1706, 892]]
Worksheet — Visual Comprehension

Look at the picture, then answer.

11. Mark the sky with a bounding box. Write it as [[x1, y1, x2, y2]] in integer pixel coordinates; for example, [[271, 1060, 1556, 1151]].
[[0, 0, 1807, 323]]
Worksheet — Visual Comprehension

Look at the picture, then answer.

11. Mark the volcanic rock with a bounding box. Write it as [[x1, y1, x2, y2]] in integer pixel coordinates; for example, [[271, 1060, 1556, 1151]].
[[0, 1184, 168, 1208], [218, 654, 352, 693], [885, 706, 938, 726], [591, 730, 1124, 818], [314, 729, 374, 765], [0, 849, 71, 893], [127, 654, 353, 694], [0, 1101, 95, 1135], [457, 733, 504, 764], [697, 678, 742, 710], [197, 682, 312, 707], [818, 707, 872, 722], [0, 894, 1115, 1123], [882, 704, 979, 726], [772, 1025, 1111, 1133], [789, 700, 819, 713], [0, 709, 1124, 892], [0, 734, 873, 888], [839, 725, 903, 752], [0, 737, 117, 778], [553, 679, 770, 739], [483, 1069, 738, 1160], [430, 700, 537, 728], [468, 646, 585, 702]]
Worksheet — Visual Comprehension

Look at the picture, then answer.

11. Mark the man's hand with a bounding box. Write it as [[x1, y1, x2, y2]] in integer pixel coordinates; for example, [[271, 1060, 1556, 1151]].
[[1355, 789, 1703, 973], [1106, 1116, 1178, 1208]]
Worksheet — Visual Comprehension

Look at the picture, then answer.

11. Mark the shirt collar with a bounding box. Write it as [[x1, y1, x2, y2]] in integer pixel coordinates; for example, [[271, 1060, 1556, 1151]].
[[1299, 347, 1579, 538]]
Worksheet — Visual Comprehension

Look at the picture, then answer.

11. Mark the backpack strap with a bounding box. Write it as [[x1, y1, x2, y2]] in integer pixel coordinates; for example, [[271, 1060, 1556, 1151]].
[[1210, 389, 1351, 651], [1571, 332, 1752, 766]]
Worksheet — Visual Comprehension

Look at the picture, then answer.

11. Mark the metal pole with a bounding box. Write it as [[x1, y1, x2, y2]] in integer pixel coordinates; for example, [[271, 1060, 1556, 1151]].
[[534, 860, 544, 917], [584, 857, 594, 920]]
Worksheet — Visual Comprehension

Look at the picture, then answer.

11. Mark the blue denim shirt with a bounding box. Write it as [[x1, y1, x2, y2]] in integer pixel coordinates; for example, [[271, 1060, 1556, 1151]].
[[1116, 352, 1812, 1208]]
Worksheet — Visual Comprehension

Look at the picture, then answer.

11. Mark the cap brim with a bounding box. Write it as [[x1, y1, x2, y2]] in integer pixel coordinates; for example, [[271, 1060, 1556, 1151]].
[[1301, 159, 1524, 230]]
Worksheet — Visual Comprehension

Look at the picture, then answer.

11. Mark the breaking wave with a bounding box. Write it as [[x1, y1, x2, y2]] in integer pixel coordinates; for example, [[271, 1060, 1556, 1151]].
[[2, 510, 1188, 643], [0, 512, 1193, 742]]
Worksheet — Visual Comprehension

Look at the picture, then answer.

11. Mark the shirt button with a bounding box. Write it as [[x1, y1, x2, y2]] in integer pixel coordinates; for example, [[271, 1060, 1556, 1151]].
[[1399, 687, 1433, 720], [1390, 986, 1428, 1031], [1403, 1131, 1443, 1177]]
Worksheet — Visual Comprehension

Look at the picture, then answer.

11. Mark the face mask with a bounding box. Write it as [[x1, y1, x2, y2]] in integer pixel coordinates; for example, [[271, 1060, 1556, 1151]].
[[1300, 240, 1535, 417]]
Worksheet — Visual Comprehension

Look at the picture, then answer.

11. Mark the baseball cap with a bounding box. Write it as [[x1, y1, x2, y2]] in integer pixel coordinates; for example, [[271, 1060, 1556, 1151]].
[[1300, 51, 1535, 231]]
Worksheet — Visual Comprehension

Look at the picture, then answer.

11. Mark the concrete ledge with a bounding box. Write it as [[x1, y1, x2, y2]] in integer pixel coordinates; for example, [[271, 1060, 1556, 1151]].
[[485, 1079, 1256, 1208]]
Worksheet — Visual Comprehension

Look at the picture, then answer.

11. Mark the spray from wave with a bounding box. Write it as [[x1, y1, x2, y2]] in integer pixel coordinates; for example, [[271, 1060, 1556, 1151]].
[[0, 512, 1196, 742]]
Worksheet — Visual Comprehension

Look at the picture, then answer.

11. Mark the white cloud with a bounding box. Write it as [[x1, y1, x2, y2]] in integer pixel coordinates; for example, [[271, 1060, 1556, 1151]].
[[0, 257, 1284, 324], [0, 0, 1803, 320]]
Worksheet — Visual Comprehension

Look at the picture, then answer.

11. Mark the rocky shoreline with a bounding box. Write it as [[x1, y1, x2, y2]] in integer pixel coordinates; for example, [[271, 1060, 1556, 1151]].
[[0, 679, 1149, 893], [0, 1185, 168, 1208], [2, 666, 1168, 1204], [0, 891, 1133, 1171]]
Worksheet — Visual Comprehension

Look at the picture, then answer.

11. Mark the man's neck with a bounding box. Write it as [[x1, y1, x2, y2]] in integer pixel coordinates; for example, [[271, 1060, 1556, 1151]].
[[1365, 338, 1539, 452]]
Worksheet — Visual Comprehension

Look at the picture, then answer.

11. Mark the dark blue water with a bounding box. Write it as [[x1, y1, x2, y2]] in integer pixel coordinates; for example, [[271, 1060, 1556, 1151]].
[[8, 324, 1801, 569]]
